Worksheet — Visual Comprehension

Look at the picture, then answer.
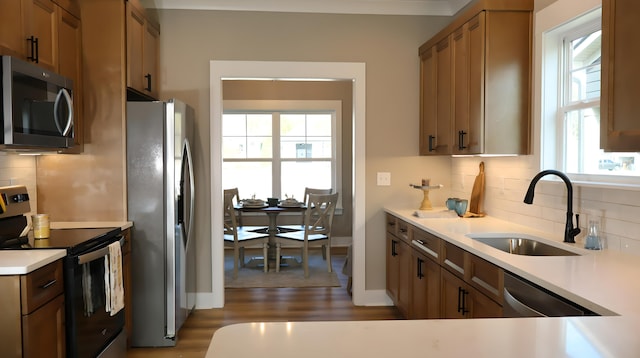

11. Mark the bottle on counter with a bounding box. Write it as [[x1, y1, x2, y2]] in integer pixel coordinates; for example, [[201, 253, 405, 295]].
[[584, 219, 602, 250]]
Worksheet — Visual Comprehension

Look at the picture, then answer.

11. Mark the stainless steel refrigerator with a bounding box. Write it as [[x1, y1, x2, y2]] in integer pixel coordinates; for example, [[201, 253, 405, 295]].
[[127, 99, 197, 347]]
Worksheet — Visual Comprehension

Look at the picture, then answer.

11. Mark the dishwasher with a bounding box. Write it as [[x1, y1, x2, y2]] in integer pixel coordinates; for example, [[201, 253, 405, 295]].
[[503, 272, 598, 317]]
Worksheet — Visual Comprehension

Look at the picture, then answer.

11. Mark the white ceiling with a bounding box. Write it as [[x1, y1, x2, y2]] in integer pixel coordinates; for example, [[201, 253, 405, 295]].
[[140, 0, 473, 16]]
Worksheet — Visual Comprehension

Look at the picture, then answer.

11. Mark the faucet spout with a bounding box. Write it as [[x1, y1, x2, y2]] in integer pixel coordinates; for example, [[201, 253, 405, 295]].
[[523, 170, 581, 243]]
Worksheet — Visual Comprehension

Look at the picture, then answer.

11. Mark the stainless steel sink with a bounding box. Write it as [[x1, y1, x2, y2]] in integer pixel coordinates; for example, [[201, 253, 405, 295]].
[[471, 237, 579, 256]]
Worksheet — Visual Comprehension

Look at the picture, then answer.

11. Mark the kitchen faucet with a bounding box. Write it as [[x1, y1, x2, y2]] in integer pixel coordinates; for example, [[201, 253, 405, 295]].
[[523, 170, 581, 243]]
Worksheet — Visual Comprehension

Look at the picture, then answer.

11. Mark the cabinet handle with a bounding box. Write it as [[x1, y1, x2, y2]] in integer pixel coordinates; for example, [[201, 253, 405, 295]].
[[145, 74, 152, 91], [40, 279, 57, 289], [27, 36, 39, 63], [428, 135, 435, 152], [417, 258, 424, 279], [457, 287, 463, 312], [458, 130, 467, 150], [461, 289, 469, 315], [391, 240, 398, 257]]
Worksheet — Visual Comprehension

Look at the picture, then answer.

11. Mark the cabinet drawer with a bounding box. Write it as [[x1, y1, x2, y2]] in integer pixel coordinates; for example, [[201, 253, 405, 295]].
[[20, 260, 64, 314], [441, 241, 465, 278], [411, 227, 441, 262], [385, 214, 398, 235], [467, 254, 503, 304]]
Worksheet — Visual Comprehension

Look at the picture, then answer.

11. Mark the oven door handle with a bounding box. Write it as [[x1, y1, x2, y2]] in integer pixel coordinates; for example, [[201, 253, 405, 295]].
[[77, 236, 124, 265]]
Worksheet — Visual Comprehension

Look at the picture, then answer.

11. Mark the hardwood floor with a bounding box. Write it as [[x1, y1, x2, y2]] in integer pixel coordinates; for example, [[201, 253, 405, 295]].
[[126, 253, 401, 357]]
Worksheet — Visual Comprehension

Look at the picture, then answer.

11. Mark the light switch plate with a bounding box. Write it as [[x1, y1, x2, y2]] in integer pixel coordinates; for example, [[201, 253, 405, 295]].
[[377, 172, 391, 186]]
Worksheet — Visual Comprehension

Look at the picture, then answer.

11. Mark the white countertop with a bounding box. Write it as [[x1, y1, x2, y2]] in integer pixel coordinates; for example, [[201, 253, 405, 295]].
[[51, 221, 133, 230], [206, 208, 640, 357], [0, 249, 66, 275]]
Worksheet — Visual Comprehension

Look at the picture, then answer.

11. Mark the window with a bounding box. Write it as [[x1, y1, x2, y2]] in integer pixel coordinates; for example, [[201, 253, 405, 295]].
[[221, 100, 341, 202], [541, 7, 640, 182]]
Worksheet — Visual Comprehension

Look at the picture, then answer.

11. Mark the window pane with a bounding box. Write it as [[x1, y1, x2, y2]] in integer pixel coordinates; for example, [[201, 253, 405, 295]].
[[247, 114, 272, 136], [281, 161, 332, 200], [564, 107, 640, 175], [567, 30, 601, 102], [222, 137, 246, 158], [246, 137, 272, 158], [307, 114, 332, 136], [281, 114, 306, 136], [222, 162, 272, 200], [222, 114, 246, 136]]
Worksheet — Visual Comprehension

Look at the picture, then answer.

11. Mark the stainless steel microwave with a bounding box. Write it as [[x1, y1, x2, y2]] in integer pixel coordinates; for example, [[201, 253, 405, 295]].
[[1, 56, 74, 151]]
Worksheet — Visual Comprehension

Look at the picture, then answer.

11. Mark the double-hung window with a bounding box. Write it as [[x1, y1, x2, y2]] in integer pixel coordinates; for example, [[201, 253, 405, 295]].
[[541, 7, 640, 182], [221, 100, 341, 202]]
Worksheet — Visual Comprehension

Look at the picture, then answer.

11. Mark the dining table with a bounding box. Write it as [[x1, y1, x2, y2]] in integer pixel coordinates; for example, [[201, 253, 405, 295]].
[[235, 202, 306, 269]]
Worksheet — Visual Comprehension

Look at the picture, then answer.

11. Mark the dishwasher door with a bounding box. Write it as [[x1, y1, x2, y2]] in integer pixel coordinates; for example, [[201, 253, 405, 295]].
[[503, 272, 596, 317]]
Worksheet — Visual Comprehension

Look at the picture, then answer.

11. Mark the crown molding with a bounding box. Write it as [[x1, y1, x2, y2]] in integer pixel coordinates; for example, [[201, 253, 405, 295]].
[[140, 0, 472, 16]]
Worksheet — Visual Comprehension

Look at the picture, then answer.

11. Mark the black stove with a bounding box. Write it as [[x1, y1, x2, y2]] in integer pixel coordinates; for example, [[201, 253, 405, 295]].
[[4, 227, 122, 253]]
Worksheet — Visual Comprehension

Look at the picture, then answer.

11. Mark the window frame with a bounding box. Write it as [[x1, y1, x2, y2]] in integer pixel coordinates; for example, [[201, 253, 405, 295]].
[[539, 6, 640, 187], [222, 100, 343, 206]]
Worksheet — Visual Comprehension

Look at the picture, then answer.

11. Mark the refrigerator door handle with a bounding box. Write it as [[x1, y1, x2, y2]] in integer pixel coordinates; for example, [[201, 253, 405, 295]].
[[183, 138, 195, 247]]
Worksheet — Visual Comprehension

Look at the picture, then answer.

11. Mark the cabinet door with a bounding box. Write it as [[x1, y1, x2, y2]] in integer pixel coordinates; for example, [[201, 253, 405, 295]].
[[26, 0, 57, 71], [126, 1, 145, 92], [435, 37, 453, 154], [386, 234, 410, 317], [143, 21, 160, 98], [468, 287, 502, 318], [410, 250, 440, 319], [420, 46, 438, 155], [57, 6, 83, 152], [453, 14, 484, 155], [440, 268, 467, 319], [0, 0, 28, 58], [601, 0, 640, 151], [22, 294, 65, 358]]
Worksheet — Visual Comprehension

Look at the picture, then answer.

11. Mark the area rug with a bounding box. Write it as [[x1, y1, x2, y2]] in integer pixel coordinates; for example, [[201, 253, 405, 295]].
[[224, 250, 341, 288]]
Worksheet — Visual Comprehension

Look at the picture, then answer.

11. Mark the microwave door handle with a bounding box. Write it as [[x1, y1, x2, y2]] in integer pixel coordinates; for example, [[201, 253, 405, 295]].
[[53, 88, 74, 136]]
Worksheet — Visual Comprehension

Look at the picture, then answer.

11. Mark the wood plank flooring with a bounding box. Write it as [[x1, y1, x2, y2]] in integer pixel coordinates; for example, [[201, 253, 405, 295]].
[[126, 253, 401, 358]]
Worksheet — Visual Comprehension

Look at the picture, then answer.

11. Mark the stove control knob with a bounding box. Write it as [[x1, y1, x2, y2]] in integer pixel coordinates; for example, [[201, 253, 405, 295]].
[[11, 193, 29, 203]]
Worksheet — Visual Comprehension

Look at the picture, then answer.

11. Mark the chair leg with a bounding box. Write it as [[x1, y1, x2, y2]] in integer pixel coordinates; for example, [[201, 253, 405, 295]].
[[326, 244, 332, 273], [239, 247, 245, 267], [276, 243, 281, 272], [233, 246, 240, 280], [263, 243, 268, 272], [303, 242, 309, 278]]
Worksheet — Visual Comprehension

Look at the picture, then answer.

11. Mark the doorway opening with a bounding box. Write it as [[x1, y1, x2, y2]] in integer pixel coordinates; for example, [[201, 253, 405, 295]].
[[209, 61, 366, 307]]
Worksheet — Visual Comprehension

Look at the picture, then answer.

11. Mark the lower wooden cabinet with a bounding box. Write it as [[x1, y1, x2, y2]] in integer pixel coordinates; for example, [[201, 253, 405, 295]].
[[440, 269, 502, 319], [386, 234, 411, 317], [0, 260, 65, 358], [386, 214, 503, 320], [410, 249, 440, 319]]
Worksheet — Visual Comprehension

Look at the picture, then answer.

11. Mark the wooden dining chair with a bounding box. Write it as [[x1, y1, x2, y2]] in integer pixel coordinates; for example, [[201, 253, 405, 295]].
[[223, 192, 270, 279], [223, 187, 268, 234], [274, 192, 338, 277], [278, 187, 332, 232]]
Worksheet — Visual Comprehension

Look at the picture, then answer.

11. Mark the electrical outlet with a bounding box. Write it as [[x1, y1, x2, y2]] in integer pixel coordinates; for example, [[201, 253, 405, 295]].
[[377, 172, 391, 186]]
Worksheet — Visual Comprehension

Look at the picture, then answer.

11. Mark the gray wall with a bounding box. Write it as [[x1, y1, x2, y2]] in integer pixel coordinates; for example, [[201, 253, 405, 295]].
[[155, 10, 453, 292]]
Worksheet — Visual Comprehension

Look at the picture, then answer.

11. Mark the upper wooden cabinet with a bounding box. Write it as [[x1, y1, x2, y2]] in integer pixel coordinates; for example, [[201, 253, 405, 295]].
[[126, 0, 160, 99], [419, 0, 533, 155], [0, 0, 84, 153], [601, 0, 640, 152]]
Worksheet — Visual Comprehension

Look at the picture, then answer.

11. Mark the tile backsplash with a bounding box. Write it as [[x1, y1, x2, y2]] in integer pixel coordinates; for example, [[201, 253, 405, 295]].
[[451, 156, 640, 256], [0, 153, 37, 214]]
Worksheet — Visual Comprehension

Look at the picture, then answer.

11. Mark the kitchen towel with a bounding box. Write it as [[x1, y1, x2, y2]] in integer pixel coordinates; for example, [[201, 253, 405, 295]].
[[104, 241, 125, 316]]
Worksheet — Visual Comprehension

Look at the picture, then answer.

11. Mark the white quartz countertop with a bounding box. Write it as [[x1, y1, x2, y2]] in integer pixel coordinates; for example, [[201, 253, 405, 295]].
[[206, 208, 640, 357], [51, 221, 133, 230], [0, 249, 66, 275]]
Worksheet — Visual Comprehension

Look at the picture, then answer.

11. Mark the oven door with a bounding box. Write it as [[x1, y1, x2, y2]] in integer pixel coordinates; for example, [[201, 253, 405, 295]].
[[64, 236, 125, 358]]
